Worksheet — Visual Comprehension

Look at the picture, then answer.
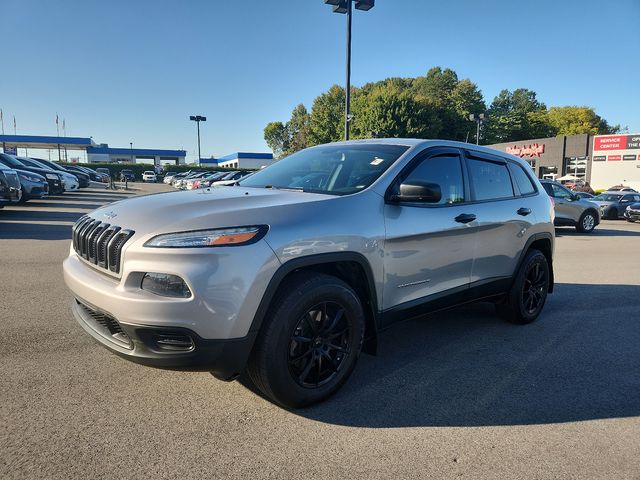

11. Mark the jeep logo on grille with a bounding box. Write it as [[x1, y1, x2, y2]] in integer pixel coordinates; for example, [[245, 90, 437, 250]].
[[103, 211, 118, 220]]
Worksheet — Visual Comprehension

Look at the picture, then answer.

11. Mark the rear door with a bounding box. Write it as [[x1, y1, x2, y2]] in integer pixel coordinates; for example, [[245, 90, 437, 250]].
[[463, 150, 536, 284]]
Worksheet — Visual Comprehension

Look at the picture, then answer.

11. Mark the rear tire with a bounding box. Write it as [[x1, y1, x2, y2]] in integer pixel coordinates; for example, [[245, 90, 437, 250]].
[[576, 211, 596, 233], [496, 249, 550, 325], [247, 272, 365, 409]]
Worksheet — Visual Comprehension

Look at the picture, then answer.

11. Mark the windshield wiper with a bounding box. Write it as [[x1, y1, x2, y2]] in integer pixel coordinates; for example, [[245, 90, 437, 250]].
[[264, 185, 304, 192]]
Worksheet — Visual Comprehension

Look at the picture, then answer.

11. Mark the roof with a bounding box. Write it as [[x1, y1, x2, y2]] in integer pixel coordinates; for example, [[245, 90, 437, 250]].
[[87, 146, 186, 157], [0, 134, 95, 149], [215, 152, 274, 161]]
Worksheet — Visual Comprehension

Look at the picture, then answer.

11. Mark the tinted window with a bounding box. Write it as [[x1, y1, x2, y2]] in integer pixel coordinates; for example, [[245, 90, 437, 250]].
[[551, 184, 573, 199], [468, 159, 514, 200], [402, 154, 464, 205], [510, 164, 536, 195]]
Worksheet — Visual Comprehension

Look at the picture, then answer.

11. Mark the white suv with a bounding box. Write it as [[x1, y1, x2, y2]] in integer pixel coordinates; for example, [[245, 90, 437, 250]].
[[142, 171, 156, 183]]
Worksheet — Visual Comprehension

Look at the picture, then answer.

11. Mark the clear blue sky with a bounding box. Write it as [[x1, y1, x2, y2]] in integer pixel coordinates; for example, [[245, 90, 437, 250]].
[[1, 0, 638, 161]]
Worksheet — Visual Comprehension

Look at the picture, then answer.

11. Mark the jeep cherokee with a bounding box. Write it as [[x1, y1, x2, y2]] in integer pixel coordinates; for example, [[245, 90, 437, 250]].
[[63, 139, 555, 408]]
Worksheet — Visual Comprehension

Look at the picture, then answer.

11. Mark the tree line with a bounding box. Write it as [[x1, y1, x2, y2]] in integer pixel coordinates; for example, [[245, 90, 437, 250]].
[[264, 67, 620, 158]]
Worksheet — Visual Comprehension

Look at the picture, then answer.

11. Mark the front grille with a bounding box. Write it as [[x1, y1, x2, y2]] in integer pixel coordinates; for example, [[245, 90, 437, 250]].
[[75, 300, 133, 349], [72, 215, 134, 274]]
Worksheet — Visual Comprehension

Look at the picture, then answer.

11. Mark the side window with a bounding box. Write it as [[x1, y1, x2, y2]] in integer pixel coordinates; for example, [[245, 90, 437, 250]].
[[509, 163, 536, 195], [468, 158, 514, 201], [542, 183, 554, 196], [551, 184, 573, 199], [621, 195, 634, 203], [402, 154, 464, 205]]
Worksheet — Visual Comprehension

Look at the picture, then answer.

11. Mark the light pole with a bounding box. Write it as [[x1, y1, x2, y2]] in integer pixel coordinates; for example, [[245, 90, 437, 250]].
[[129, 142, 133, 163], [324, 0, 375, 141], [469, 113, 486, 145], [189, 115, 207, 165]]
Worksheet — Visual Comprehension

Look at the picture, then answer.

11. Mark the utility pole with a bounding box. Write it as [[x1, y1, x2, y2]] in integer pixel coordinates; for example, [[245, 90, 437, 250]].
[[189, 115, 207, 165], [469, 113, 486, 145], [324, 1, 375, 141]]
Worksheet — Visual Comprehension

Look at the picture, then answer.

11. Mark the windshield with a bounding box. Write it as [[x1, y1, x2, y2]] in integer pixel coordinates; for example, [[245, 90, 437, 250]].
[[239, 144, 409, 195], [594, 194, 623, 202], [0, 154, 26, 168]]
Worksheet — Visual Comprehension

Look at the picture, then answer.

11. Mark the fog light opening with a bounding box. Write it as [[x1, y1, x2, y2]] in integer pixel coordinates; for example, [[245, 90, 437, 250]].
[[141, 273, 191, 298]]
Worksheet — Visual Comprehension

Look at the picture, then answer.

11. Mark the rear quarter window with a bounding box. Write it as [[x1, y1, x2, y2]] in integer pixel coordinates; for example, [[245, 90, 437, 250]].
[[509, 164, 537, 195]]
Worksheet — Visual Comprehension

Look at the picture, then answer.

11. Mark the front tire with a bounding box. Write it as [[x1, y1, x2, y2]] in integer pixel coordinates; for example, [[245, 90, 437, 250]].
[[247, 272, 365, 408], [576, 211, 596, 233], [496, 249, 550, 325]]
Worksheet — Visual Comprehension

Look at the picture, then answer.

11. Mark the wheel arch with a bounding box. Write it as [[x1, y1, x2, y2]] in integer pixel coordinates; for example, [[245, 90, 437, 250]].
[[248, 252, 379, 355], [515, 233, 554, 294]]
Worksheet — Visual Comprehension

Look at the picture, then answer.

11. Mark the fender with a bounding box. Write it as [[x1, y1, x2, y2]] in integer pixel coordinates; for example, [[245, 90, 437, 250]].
[[248, 251, 380, 342], [513, 232, 555, 293]]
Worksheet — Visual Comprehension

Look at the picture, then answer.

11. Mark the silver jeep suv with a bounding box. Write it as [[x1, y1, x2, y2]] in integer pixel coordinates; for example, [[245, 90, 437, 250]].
[[64, 139, 555, 408]]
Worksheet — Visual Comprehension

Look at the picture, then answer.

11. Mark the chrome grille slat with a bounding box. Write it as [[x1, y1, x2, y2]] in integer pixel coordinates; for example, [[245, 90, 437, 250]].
[[71, 216, 134, 274]]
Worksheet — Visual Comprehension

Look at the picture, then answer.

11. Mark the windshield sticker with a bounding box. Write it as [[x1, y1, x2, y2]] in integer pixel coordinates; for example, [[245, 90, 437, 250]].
[[370, 157, 384, 166]]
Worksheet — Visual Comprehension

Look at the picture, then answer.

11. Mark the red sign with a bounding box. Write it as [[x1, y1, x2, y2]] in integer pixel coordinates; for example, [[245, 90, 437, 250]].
[[594, 136, 626, 151], [505, 143, 546, 158], [608, 155, 622, 161]]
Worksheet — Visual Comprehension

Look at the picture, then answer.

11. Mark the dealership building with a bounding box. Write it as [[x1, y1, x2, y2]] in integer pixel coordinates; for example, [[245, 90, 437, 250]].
[[488, 133, 640, 191], [0, 134, 186, 166], [200, 152, 275, 169]]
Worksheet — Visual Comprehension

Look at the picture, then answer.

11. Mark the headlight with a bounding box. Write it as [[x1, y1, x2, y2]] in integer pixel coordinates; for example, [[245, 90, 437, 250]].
[[627, 205, 632, 211], [45, 173, 59, 180], [18, 173, 42, 182], [144, 226, 267, 248]]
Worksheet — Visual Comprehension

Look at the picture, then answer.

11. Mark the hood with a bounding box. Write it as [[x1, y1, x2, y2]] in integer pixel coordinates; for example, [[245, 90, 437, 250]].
[[591, 200, 616, 207], [87, 186, 331, 236]]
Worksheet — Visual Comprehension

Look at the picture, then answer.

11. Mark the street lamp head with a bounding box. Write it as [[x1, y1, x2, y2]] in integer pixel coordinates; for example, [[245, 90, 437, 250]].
[[190, 115, 207, 122], [189, 115, 197, 121], [325, 0, 374, 13], [355, 0, 374, 11]]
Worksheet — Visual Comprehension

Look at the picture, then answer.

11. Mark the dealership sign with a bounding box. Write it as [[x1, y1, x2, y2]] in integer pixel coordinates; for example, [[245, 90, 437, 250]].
[[505, 143, 546, 158], [594, 134, 640, 151]]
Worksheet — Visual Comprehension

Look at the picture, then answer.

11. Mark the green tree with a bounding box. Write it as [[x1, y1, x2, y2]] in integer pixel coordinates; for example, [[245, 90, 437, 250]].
[[263, 121, 288, 159], [286, 104, 311, 154], [485, 88, 554, 143], [352, 87, 441, 139], [449, 79, 486, 142], [547, 106, 620, 135], [309, 85, 346, 145]]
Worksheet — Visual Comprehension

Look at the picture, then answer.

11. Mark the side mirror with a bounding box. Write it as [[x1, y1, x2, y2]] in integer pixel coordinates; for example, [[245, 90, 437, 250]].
[[390, 181, 442, 203], [571, 194, 579, 201]]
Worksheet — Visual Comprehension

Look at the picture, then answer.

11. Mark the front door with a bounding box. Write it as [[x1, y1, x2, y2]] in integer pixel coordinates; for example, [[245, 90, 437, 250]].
[[383, 148, 476, 311]]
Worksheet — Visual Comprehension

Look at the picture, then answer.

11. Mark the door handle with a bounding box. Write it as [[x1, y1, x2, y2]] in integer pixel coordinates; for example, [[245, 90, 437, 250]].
[[517, 207, 532, 216], [454, 213, 476, 224]]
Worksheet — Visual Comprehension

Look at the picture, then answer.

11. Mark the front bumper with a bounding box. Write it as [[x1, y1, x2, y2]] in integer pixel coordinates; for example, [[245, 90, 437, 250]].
[[71, 298, 256, 379], [63, 238, 280, 373], [624, 210, 640, 221]]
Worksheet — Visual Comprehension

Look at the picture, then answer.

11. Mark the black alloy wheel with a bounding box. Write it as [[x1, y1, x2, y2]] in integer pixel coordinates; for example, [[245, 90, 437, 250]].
[[247, 272, 365, 408], [521, 260, 547, 316], [496, 249, 550, 325], [288, 302, 351, 388]]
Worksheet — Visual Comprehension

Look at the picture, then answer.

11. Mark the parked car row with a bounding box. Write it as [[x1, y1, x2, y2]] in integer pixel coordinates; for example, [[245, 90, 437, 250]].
[[0, 153, 101, 207], [164, 170, 251, 190]]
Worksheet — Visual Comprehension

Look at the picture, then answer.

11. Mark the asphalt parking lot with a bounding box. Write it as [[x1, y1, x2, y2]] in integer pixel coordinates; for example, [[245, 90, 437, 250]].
[[1, 186, 639, 479]]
